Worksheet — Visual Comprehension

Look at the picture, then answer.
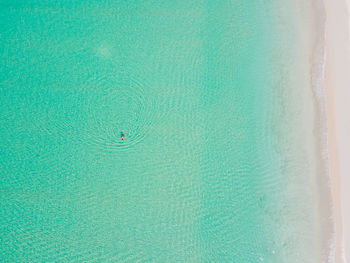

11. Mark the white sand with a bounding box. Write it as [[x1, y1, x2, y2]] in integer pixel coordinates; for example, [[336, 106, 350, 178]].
[[324, 0, 350, 261]]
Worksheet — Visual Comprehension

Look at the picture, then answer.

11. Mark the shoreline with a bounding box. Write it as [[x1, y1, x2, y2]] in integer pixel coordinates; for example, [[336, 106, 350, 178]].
[[323, 0, 350, 261]]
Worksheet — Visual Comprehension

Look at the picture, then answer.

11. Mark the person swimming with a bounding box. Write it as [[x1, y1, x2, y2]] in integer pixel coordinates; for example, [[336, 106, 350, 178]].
[[120, 130, 125, 141]]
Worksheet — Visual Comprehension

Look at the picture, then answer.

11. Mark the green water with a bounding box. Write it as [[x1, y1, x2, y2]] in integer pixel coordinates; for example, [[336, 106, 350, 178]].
[[0, 1, 329, 262]]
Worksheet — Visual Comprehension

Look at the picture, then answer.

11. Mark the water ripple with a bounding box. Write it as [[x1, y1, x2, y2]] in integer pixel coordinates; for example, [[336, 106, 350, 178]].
[[83, 72, 156, 152]]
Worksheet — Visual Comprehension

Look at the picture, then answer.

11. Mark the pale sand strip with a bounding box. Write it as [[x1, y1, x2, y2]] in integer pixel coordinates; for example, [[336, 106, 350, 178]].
[[324, 0, 350, 261]]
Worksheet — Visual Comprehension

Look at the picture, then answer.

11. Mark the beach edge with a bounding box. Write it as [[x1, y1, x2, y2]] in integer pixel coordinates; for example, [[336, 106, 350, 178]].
[[324, 0, 350, 261]]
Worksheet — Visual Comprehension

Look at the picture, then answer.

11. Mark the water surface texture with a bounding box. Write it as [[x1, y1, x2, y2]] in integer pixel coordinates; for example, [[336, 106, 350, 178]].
[[1, 1, 330, 262]]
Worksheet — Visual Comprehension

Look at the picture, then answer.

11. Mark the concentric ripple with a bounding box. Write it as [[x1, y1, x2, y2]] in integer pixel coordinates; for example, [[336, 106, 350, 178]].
[[84, 72, 156, 152]]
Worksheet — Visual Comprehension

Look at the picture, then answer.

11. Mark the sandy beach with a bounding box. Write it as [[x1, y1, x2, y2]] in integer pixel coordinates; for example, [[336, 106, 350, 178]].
[[324, 0, 350, 261]]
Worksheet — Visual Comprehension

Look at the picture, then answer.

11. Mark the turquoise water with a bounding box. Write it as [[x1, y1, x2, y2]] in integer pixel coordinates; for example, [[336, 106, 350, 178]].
[[1, 1, 331, 262]]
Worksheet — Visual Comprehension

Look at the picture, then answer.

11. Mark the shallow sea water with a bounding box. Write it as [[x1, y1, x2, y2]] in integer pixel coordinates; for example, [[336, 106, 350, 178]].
[[1, 1, 332, 262]]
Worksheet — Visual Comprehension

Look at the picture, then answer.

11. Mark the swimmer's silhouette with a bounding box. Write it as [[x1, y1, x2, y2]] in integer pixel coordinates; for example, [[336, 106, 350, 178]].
[[120, 130, 125, 141]]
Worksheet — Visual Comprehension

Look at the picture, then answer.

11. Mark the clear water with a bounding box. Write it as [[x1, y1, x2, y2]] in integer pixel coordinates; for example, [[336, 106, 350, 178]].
[[0, 1, 331, 262]]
